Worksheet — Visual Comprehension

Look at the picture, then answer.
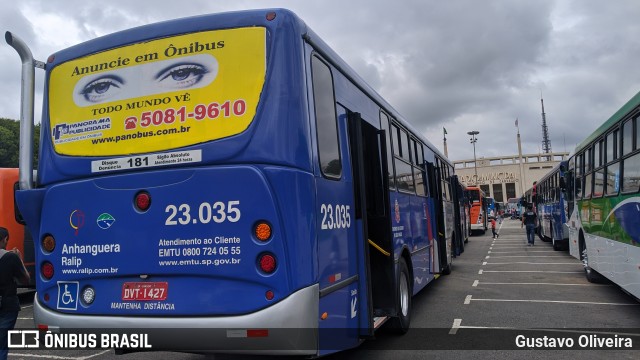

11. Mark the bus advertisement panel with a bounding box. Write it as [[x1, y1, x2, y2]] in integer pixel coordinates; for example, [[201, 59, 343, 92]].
[[49, 27, 265, 157]]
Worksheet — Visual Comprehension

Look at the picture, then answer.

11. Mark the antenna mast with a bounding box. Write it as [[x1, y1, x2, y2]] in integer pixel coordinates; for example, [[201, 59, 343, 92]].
[[541, 96, 552, 157]]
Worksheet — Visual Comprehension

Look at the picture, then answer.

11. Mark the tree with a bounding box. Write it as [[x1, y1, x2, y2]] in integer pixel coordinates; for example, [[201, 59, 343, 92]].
[[0, 118, 40, 168]]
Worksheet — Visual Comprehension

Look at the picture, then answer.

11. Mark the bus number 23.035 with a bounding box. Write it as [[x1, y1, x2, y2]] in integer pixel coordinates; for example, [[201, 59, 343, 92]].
[[320, 204, 351, 230], [165, 201, 240, 225]]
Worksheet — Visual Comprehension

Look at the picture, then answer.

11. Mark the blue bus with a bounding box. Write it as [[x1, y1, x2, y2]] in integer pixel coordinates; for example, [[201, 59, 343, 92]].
[[532, 161, 569, 251], [506, 197, 522, 219], [7, 9, 455, 355], [485, 197, 496, 218]]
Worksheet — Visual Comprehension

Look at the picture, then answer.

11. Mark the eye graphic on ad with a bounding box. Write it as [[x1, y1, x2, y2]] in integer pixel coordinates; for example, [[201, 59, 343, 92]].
[[155, 63, 210, 89], [79, 75, 125, 103], [73, 54, 218, 107]]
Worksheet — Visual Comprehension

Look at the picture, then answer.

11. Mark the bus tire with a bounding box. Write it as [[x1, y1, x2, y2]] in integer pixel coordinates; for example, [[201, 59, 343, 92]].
[[442, 262, 452, 275], [389, 258, 412, 334]]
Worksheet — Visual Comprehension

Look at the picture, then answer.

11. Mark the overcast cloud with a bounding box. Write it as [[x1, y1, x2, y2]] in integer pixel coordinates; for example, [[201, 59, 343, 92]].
[[1, 0, 639, 161]]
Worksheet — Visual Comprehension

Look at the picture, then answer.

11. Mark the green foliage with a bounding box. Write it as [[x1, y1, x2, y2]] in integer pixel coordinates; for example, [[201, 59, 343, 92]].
[[0, 118, 40, 168]]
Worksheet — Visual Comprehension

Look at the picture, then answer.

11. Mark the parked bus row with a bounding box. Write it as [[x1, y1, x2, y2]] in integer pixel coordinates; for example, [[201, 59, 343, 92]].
[[6, 8, 479, 356], [523, 90, 640, 300]]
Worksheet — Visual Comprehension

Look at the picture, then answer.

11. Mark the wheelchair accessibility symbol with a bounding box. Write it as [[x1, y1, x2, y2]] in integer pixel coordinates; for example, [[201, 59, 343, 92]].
[[57, 281, 79, 310]]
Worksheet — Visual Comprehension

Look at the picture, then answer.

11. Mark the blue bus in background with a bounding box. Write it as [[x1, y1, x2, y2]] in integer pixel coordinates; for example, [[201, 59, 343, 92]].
[[506, 197, 522, 219], [8, 9, 455, 355], [485, 197, 496, 218], [529, 161, 569, 250]]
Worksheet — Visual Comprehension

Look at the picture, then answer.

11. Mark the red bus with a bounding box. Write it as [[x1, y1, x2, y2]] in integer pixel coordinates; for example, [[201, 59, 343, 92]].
[[466, 186, 487, 235], [0, 168, 35, 287]]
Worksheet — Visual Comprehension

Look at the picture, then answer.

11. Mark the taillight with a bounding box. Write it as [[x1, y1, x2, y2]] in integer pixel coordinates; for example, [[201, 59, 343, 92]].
[[254, 221, 272, 242], [42, 234, 56, 252], [135, 191, 151, 211], [265, 290, 274, 301], [41, 261, 54, 280], [258, 253, 277, 274]]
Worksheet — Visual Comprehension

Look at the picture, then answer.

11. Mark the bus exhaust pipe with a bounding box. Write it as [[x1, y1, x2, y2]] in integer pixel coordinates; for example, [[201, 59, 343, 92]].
[[5, 31, 41, 190]]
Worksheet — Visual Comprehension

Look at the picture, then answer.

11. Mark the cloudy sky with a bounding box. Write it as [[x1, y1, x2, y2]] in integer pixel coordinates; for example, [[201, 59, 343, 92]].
[[1, 0, 639, 161]]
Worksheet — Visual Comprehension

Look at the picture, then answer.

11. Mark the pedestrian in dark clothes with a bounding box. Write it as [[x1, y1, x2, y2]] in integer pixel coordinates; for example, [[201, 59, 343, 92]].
[[0, 227, 30, 360]]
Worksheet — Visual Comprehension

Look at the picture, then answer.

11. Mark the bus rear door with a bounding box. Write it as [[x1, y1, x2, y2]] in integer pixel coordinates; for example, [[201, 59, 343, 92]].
[[347, 112, 395, 336]]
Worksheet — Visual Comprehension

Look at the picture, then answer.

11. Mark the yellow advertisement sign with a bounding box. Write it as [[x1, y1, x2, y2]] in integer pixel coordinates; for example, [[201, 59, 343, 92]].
[[49, 27, 266, 156]]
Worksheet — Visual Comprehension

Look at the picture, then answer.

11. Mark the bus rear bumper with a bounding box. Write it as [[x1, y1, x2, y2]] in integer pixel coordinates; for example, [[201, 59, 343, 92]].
[[33, 284, 319, 355]]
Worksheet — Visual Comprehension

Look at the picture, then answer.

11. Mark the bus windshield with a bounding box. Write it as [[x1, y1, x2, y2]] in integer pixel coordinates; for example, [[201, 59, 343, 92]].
[[49, 27, 266, 157]]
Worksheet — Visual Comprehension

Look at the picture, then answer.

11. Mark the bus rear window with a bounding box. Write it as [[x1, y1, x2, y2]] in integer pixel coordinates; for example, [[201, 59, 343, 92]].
[[48, 27, 266, 156]]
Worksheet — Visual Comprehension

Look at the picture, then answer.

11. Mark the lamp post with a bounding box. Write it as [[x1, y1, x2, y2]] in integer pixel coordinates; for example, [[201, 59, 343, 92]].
[[468, 131, 479, 184]]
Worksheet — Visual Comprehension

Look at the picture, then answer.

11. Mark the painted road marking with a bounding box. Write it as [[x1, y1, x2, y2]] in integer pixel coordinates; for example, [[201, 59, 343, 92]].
[[467, 297, 638, 306], [489, 251, 556, 253], [480, 270, 582, 273], [476, 282, 611, 286], [483, 262, 577, 265], [488, 255, 566, 258], [9, 349, 111, 359], [449, 318, 462, 334], [449, 319, 640, 337]]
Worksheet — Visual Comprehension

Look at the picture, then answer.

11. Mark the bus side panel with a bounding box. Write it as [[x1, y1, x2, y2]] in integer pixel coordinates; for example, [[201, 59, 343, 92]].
[[618, 242, 640, 298], [409, 196, 429, 293], [263, 168, 317, 289], [317, 283, 361, 356], [314, 181, 361, 353], [315, 110, 361, 353]]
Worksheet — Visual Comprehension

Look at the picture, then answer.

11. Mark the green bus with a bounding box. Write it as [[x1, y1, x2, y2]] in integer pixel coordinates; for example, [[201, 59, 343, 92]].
[[565, 90, 640, 298]]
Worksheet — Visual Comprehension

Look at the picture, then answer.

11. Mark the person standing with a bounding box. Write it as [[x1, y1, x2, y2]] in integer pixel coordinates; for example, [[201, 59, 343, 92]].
[[521, 205, 538, 246], [0, 227, 30, 360]]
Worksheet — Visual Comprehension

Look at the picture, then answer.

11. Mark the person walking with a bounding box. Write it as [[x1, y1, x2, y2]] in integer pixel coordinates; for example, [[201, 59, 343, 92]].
[[0, 227, 30, 360], [490, 217, 498, 239], [521, 205, 538, 246]]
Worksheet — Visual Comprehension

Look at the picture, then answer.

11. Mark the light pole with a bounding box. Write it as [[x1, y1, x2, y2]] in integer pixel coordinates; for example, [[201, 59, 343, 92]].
[[468, 131, 479, 184]]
